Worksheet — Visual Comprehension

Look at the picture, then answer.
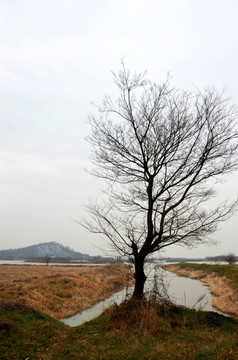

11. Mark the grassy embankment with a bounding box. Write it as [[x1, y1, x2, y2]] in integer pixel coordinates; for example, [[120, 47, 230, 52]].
[[1, 263, 238, 359], [1, 298, 238, 360], [176, 262, 238, 288]]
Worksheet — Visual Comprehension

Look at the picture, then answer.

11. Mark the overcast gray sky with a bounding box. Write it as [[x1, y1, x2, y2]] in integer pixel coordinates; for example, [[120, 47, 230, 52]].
[[0, 0, 238, 258]]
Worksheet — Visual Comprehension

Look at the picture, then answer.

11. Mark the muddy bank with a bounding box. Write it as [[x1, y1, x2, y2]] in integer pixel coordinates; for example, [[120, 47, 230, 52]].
[[0, 263, 133, 319], [162, 264, 238, 316]]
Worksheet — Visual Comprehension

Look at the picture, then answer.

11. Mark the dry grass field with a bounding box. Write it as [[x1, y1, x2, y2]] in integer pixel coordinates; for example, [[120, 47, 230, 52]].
[[0, 263, 133, 319]]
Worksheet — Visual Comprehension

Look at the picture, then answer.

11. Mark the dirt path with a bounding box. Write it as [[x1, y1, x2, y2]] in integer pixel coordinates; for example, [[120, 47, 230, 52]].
[[162, 264, 238, 317], [0, 263, 133, 319]]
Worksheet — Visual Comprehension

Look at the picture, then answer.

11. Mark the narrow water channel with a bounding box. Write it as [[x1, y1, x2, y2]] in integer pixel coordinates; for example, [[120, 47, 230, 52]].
[[146, 268, 215, 311], [61, 286, 134, 327], [61, 266, 220, 327]]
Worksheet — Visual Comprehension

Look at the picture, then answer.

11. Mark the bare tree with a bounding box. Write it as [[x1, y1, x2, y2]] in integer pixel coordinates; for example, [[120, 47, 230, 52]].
[[225, 253, 236, 264], [83, 65, 238, 299], [45, 255, 51, 266]]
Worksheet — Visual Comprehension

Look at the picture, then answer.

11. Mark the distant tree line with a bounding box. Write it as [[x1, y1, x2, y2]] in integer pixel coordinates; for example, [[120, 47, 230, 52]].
[[206, 253, 237, 264]]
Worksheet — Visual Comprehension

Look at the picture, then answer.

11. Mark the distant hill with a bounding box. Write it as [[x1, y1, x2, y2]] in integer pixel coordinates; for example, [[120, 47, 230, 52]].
[[0, 242, 90, 260]]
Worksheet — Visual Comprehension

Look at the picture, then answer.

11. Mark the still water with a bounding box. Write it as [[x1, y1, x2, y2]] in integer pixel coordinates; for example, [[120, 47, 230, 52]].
[[61, 286, 134, 327], [61, 265, 220, 327]]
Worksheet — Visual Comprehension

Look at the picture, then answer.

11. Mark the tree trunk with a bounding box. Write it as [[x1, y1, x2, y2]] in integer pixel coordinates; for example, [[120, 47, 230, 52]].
[[133, 256, 147, 299]]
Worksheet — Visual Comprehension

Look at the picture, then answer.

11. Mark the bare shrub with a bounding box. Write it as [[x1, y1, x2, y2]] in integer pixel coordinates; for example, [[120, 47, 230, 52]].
[[105, 297, 186, 337]]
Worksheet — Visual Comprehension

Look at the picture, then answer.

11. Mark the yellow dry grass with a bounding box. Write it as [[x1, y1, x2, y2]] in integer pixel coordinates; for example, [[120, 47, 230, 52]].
[[0, 263, 133, 319], [163, 264, 238, 316]]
